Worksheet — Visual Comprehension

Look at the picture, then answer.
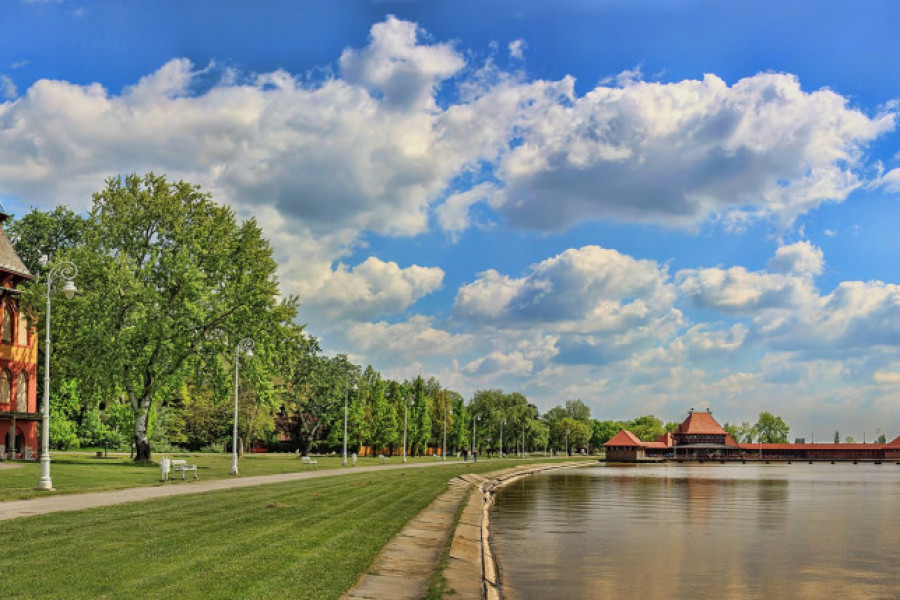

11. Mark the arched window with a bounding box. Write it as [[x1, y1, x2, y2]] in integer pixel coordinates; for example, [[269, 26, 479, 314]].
[[1, 304, 12, 344], [0, 368, 10, 406], [16, 371, 27, 412], [17, 312, 28, 346]]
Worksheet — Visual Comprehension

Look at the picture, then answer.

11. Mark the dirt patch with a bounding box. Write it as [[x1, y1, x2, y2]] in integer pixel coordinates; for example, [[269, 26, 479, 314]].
[[0, 462, 24, 470]]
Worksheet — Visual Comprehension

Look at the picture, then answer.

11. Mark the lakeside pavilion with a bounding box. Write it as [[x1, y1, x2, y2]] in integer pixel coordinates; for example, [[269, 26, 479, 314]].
[[604, 409, 900, 462], [0, 207, 38, 460]]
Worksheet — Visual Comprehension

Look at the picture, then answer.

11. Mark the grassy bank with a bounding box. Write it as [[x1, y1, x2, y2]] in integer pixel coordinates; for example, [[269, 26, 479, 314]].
[[0, 451, 543, 501], [1, 457, 584, 599]]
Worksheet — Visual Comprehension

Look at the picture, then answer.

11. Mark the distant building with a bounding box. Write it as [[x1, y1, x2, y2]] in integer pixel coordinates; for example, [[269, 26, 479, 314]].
[[604, 409, 900, 462], [0, 208, 38, 460]]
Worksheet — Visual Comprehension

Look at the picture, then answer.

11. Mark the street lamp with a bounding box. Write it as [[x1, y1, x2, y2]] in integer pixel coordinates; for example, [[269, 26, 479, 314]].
[[499, 419, 505, 459], [443, 404, 451, 461], [472, 414, 480, 459], [37, 261, 77, 491], [403, 395, 415, 463], [231, 338, 254, 476], [342, 382, 353, 467]]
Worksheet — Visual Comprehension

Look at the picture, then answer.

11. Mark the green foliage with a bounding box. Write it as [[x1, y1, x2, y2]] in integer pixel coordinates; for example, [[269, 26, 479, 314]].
[[18, 173, 296, 461], [755, 411, 790, 443], [8, 205, 86, 279]]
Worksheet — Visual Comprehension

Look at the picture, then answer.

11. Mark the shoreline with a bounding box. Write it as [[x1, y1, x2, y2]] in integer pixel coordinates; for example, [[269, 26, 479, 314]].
[[443, 460, 596, 599]]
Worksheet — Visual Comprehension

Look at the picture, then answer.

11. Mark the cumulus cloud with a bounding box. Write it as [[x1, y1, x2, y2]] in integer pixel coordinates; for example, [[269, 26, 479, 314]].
[[491, 72, 894, 230], [309, 257, 444, 320], [767, 241, 824, 276], [339, 15, 465, 111], [678, 265, 817, 314], [455, 245, 674, 331], [344, 315, 475, 360]]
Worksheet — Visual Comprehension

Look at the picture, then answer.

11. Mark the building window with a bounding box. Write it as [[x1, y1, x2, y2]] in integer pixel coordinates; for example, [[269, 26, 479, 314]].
[[16, 371, 27, 412], [0, 368, 10, 406], [17, 312, 28, 346], [1, 304, 13, 344]]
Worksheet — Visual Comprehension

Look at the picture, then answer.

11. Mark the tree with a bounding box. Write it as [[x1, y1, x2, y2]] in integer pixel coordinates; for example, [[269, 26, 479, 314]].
[[755, 412, 789, 443], [834, 431, 840, 443], [30, 173, 294, 461], [591, 420, 624, 448], [8, 205, 86, 279], [629, 415, 665, 441]]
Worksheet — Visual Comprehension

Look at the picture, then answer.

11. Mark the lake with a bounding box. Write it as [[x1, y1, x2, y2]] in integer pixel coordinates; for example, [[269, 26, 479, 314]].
[[491, 463, 900, 599]]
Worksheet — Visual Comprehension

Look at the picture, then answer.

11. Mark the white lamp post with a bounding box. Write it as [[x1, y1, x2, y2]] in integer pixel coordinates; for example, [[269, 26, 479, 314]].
[[230, 338, 254, 476], [499, 419, 505, 458], [403, 395, 415, 463], [342, 383, 351, 467], [472, 414, 479, 457], [37, 261, 77, 491], [443, 405, 451, 461]]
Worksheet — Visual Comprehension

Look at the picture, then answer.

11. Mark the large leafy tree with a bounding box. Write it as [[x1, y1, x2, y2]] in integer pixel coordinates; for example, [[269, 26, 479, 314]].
[[34, 173, 293, 461], [755, 412, 790, 443]]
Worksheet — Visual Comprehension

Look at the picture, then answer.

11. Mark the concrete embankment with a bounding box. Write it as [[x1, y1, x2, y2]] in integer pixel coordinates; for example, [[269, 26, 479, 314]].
[[443, 461, 595, 600]]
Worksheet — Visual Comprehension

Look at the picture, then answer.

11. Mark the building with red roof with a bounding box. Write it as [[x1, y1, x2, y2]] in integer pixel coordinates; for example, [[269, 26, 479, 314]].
[[0, 207, 38, 461], [605, 409, 900, 462]]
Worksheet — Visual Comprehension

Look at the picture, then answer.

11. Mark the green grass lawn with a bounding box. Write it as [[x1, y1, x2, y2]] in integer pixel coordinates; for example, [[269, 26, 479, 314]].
[[1, 451, 564, 501], [0, 457, 584, 600]]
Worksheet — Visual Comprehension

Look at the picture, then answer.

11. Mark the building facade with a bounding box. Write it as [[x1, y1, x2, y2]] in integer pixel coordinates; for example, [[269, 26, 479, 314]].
[[605, 409, 900, 462], [0, 210, 38, 460]]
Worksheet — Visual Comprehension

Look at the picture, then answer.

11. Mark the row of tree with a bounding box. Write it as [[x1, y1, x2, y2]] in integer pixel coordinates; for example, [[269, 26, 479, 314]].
[[10, 174, 605, 461], [13, 173, 803, 461]]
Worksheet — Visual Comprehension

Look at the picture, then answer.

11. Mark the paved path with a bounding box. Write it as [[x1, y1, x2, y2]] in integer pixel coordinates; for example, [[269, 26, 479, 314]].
[[0, 460, 471, 522]]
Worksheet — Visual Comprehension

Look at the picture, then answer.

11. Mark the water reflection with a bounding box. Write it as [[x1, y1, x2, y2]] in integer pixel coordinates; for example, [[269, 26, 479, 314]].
[[491, 464, 900, 599]]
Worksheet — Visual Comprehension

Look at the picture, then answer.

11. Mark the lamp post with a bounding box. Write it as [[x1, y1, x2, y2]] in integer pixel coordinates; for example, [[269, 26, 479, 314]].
[[499, 419, 505, 459], [443, 405, 451, 461], [342, 382, 351, 467], [403, 395, 415, 463], [231, 338, 254, 476], [472, 414, 479, 457], [37, 261, 78, 491]]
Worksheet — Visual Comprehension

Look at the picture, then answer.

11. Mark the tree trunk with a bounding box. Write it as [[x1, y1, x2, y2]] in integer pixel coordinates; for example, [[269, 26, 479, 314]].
[[133, 399, 152, 462]]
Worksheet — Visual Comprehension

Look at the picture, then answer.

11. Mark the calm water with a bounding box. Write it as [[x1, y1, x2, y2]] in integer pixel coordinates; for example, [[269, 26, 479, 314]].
[[491, 463, 900, 600]]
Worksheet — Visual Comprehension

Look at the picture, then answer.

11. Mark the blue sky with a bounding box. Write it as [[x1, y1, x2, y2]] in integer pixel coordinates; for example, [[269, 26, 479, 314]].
[[3, 0, 900, 439]]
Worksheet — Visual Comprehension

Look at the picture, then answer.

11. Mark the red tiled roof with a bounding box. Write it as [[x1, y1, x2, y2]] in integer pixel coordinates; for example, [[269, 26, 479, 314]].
[[604, 430, 643, 447], [656, 432, 674, 445], [675, 411, 726, 436], [738, 443, 892, 451], [885, 436, 900, 448], [724, 434, 739, 447]]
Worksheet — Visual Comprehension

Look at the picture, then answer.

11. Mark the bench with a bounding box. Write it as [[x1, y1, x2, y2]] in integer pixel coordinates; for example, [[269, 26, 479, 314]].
[[378, 454, 390, 464], [170, 459, 198, 480], [301, 455, 318, 469], [433, 454, 442, 460]]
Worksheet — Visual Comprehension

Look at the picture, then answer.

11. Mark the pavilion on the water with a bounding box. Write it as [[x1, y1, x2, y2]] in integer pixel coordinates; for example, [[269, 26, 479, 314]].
[[604, 408, 900, 462]]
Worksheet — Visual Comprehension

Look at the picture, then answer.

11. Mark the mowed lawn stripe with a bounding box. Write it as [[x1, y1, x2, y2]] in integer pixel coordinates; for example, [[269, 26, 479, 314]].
[[0, 466, 478, 599]]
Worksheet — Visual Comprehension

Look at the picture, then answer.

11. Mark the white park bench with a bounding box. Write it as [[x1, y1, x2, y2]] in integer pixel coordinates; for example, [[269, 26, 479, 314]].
[[169, 459, 198, 480], [378, 454, 390, 464], [301, 455, 318, 469]]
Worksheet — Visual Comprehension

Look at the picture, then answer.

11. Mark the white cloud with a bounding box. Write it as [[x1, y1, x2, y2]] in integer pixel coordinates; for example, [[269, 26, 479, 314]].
[[309, 257, 444, 320], [0, 75, 17, 100], [344, 315, 474, 360], [767, 241, 824, 276], [339, 15, 465, 112], [678, 265, 817, 314], [508, 39, 526, 60], [491, 72, 894, 230], [455, 245, 674, 331]]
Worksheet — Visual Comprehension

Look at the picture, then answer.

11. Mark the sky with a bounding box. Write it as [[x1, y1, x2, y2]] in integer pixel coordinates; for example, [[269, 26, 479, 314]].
[[3, 0, 900, 440]]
